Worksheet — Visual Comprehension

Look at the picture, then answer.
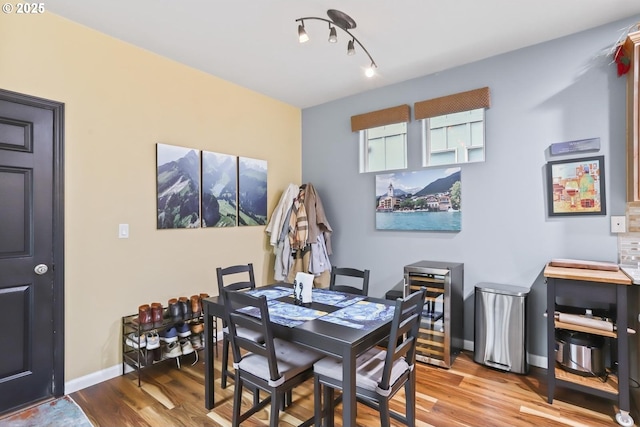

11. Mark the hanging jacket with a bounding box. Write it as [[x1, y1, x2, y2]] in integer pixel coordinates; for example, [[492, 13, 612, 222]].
[[304, 183, 333, 255], [265, 182, 299, 247]]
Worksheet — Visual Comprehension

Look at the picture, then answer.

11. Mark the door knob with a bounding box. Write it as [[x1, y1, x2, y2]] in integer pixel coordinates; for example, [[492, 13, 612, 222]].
[[34, 264, 48, 275]]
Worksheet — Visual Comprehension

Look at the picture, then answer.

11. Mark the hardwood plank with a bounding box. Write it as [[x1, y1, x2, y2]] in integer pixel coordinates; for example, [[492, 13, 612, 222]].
[[71, 348, 635, 426]]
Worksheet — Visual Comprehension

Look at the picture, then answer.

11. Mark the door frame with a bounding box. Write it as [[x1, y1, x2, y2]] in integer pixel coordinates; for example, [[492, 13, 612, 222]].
[[0, 88, 65, 397]]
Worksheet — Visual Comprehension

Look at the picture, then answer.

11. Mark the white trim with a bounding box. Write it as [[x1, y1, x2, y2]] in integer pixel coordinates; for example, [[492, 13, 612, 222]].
[[65, 330, 225, 394], [528, 353, 546, 369], [65, 364, 121, 394]]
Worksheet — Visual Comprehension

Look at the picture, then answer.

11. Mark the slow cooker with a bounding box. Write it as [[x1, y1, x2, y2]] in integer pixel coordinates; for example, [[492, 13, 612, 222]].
[[555, 329, 605, 377]]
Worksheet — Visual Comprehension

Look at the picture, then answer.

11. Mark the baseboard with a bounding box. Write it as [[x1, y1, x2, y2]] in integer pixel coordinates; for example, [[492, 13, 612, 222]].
[[528, 353, 546, 369], [64, 364, 121, 395], [463, 339, 546, 369], [64, 330, 225, 394]]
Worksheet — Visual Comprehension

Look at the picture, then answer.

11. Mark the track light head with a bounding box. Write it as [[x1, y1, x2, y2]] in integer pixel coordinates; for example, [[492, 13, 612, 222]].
[[298, 23, 309, 43], [328, 25, 338, 43], [365, 63, 376, 78], [347, 39, 355, 56]]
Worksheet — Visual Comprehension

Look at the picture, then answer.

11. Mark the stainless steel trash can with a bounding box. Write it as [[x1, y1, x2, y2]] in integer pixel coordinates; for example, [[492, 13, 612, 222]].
[[474, 282, 529, 374]]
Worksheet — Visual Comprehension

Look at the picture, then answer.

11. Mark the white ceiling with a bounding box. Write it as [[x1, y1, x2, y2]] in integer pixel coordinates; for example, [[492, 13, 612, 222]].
[[48, 0, 640, 109]]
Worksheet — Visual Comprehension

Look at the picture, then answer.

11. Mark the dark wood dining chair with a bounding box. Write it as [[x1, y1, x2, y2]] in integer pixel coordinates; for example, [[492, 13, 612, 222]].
[[223, 288, 322, 427], [216, 263, 262, 389], [313, 286, 427, 427], [329, 266, 370, 296]]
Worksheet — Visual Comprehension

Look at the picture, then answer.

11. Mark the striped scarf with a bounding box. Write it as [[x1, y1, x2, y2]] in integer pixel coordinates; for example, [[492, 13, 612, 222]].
[[289, 190, 308, 250]]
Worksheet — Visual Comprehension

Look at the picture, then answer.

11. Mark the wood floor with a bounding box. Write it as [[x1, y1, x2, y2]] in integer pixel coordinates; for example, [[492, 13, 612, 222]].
[[70, 345, 635, 427]]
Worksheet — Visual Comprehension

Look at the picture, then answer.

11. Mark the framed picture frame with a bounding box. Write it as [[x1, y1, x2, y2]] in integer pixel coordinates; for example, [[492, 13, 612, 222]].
[[201, 151, 237, 228], [546, 155, 605, 216], [375, 167, 461, 231], [156, 143, 201, 229], [237, 157, 268, 226]]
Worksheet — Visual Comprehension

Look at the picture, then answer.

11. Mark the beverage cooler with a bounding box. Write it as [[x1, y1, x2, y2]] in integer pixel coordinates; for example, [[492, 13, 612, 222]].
[[404, 260, 464, 368]]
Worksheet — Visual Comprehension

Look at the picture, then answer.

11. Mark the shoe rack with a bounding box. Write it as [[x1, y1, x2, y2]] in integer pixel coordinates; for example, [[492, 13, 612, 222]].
[[121, 295, 210, 387]]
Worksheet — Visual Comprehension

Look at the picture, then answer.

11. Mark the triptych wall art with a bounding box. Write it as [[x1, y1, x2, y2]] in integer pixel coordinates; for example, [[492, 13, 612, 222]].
[[375, 167, 462, 232], [156, 143, 268, 229]]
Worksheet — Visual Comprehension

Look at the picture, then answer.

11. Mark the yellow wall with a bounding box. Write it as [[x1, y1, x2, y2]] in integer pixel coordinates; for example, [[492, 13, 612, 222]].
[[0, 13, 301, 381]]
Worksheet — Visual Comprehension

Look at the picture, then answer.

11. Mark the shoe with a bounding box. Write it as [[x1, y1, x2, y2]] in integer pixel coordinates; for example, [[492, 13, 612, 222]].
[[180, 338, 195, 355], [151, 302, 163, 328], [199, 293, 210, 309], [163, 341, 182, 358], [126, 332, 146, 349], [175, 322, 191, 338], [179, 296, 192, 319], [143, 349, 154, 366], [146, 331, 160, 350], [168, 298, 181, 322], [138, 304, 152, 331], [152, 347, 162, 362], [190, 320, 204, 334], [190, 333, 203, 350], [190, 295, 202, 317], [159, 326, 178, 343]]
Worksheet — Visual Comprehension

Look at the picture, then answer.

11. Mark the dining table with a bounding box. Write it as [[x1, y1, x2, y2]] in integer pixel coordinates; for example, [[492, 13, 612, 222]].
[[202, 283, 396, 427]]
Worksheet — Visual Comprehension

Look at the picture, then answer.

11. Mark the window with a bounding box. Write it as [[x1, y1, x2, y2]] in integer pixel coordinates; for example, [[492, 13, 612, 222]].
[[351, 104, 410, 173], [360, 122, 407, 172], [414, 87, 490, 167], [422, 108, 485, 167]]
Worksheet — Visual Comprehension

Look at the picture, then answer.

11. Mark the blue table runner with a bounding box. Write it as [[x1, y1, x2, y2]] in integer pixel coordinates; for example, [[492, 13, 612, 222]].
[[242, 286, 390, 329]]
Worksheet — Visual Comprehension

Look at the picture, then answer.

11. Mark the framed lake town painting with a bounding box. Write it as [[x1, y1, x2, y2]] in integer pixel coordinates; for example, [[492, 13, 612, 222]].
[[375, 167, 461, 231], [546, 155, 606, 217], [156, 143, 201, 229]]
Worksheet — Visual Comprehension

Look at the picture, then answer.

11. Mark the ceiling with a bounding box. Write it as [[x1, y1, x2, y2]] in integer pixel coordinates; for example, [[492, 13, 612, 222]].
[[48, 0, 640, 109]]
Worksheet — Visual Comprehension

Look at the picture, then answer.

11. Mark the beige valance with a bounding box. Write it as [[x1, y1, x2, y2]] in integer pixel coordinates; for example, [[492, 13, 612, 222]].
[[414, 87, 490, 120], [350, 104, 411, 132]]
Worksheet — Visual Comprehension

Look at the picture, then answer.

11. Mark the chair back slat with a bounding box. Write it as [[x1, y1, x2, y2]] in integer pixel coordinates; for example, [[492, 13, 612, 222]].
[[223, 289, 281, 382], [228, 311, 268, 357], [329, 266, 370, 296], [217, 263, 256, 295], [216, 263, 257, 328], [378, 287, 426, 391]]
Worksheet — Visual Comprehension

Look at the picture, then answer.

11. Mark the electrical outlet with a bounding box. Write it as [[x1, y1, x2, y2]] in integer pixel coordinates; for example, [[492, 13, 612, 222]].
[[611, 216, 626, 233]]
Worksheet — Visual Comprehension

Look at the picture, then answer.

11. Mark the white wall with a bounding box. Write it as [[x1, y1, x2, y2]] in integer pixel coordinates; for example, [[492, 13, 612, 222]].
[[301, 16, 638, 360]]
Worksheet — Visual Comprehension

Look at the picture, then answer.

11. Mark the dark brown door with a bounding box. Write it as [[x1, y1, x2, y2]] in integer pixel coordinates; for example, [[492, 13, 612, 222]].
[[0, 89, 64, 414]]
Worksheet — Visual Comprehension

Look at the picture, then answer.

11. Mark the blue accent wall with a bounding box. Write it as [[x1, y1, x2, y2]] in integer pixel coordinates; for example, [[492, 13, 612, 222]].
[[301, 16, 640, 361]]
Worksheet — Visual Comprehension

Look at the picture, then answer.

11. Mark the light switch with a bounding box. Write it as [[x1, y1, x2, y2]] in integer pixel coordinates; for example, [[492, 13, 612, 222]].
[[119, 223, 129, 239], [611, 216, 626, 233]]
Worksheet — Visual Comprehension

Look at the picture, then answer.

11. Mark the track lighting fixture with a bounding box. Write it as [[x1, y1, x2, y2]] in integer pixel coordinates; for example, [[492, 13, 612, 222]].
[[365, 63, 376, 77], [328, 25, 337, 43], [298, 23, 309, 43], [347, 39, 355, 56], [295, 9, 377, 77]]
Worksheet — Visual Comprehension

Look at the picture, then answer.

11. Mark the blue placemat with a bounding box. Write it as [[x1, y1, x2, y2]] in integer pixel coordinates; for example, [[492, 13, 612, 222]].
[[311, 288, 366, 307], [239, 299, 327, 328], [246, 286, 292, 300], [319, 300, 395, 330]]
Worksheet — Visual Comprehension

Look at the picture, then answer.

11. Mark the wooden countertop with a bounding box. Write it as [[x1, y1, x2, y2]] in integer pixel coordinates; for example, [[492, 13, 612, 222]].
[[544, 263, 632, 285]]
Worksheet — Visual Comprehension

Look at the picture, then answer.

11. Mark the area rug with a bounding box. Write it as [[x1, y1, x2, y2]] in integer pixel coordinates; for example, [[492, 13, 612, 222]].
[[1, 395, 93, 427]]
